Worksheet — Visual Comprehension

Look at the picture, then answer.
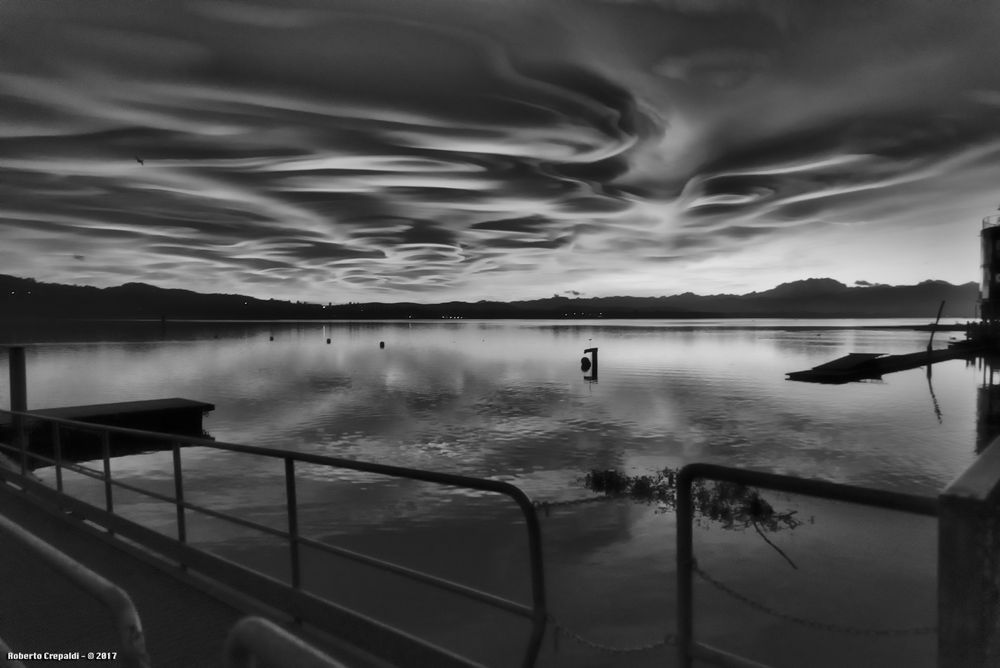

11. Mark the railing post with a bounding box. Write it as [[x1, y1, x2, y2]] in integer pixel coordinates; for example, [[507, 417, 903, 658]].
[[172, 442, 186, 544], [8, 345, 26, 410], [9, 345, 28, 474], [17, 415, 28, 476], [52, 422, 63, 493], [939, 438, 1000, 667], [285, 458, 301, 589], [676, 467, 695, 668], [101, 431, 114, 518]]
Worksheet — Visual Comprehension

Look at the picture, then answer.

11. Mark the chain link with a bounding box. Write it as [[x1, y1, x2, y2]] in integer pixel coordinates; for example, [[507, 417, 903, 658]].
[[693, 562, 937, 637], [547, 615, 676, 654]]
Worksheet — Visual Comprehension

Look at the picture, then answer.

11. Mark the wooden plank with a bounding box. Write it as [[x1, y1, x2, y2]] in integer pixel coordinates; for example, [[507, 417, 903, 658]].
[[810, 352, 884, 371], [30, 398, 215, 420], [787, 347, 975, 383], [0, 398, 214, 428]]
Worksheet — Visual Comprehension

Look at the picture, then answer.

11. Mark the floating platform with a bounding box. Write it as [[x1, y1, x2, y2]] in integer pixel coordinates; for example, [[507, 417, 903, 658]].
[[0, 398, 214, 466], [787, 348, 977, 384]]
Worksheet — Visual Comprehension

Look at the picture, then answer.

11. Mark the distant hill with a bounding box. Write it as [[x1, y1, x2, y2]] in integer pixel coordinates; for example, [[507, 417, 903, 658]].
[[0, 274, 979, 320], [0, 275, 326, 319], [654, 279, 978, 318]]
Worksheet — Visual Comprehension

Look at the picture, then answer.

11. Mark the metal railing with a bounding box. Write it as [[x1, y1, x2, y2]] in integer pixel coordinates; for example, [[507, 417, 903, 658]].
[[0, 408, 548, 668], [675, 463, 939, 668], [0, 513, 151, 668], [224, 617, 351, 668]]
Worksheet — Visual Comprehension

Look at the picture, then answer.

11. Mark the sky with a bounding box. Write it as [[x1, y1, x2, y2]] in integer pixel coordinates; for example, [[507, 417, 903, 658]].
[[1, 0, 999, 303]]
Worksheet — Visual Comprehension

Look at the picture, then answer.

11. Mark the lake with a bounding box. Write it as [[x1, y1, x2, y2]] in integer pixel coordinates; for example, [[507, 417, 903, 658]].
[[0, 318, 986, 667]]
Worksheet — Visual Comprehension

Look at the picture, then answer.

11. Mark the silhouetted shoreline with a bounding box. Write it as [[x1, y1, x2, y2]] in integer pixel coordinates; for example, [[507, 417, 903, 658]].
[[1, 274, 977, 321]]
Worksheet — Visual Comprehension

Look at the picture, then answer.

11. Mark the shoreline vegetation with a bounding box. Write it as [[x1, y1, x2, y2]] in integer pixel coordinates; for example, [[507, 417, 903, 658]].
[[1, 273, 977, 321], [582, 467, 805, 568]]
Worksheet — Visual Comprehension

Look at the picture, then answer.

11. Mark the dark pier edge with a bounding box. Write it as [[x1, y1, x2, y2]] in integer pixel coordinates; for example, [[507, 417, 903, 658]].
[[4, 344, 214, 467]]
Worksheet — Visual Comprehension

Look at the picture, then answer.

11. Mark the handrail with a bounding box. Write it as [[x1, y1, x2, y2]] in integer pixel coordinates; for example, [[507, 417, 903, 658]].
[[0, 442, 538, 617], [0, 635, 27, 668], [0, 407, 548, 667], [0, 514, 151, 668], [675, 463, 938, 668], [224, 617, 351, 668]]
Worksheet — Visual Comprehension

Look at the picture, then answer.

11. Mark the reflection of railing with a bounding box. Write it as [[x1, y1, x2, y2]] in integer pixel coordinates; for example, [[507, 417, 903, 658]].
[[0, 513, 151, 668], [676, 463, 938, 668], [0, 408, 548, 668]]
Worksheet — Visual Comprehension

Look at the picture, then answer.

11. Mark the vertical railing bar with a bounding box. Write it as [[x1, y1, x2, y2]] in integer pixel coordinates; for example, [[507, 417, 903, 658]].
[[101, 431, 114, 522], [285, 457, 301, 590], [17, 418, 28, 476], [52, 422, 63, 494], [9, 346, 27, 477], [172, 442, 186, 545], [677, 468, 695, 668], [510, 494, 548, 668]]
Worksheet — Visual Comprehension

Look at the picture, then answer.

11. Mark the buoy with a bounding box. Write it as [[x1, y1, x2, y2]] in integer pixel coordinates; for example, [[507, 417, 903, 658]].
[[269, 336, 274, 341], [326, 338, 331, 344], [380, 341, 385, 349], [580, 357, 591, 371]]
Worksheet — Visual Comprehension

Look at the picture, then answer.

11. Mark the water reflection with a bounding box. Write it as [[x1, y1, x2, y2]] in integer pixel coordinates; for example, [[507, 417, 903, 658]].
[[1, 320, 985, 495], [975, 354, 1000, 453], [2, 319, 987, 667]]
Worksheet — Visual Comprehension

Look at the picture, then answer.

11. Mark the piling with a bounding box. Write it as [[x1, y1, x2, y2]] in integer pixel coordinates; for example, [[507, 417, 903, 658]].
[[939, 436, 1000, 667], [8, 346, 26, 414], [7, 346, 27, 473]]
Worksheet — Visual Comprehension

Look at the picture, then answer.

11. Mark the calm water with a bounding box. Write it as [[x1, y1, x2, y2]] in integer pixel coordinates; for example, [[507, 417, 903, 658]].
[[0, 318, 986, 667]]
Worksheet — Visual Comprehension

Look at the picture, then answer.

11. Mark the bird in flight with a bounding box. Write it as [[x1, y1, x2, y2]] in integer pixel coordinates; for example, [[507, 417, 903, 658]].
[[135, 156, 144, 165]]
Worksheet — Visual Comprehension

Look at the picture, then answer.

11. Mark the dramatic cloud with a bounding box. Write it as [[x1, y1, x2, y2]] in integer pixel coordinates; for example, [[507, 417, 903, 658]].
[[1, 0, 998, 301]]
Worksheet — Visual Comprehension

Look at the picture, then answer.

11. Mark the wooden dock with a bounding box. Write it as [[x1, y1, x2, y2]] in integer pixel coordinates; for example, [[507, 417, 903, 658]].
[[0, 398, 215, 466], [787, 347, 977, 384]]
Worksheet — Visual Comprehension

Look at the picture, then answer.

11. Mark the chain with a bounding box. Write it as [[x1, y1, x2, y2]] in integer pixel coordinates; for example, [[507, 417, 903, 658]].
[[693, 562, 937, 637], [547, 615, 676, 654]]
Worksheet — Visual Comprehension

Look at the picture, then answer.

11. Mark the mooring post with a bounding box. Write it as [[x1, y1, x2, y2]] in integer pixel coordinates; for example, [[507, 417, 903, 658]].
[[8, 346, 26, 413], [938, 436, 1000, 667], [583, 347, 598, 381], [8, 346, 27, 472]]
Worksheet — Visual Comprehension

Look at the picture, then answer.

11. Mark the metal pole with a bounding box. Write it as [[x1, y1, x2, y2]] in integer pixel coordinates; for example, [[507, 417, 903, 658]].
[[285, 458, 301, 589], [17, 416, 27, 476], [8, 346, 26, 412], [518, 497, 549, 668], [52, 422, 63, 493], [9, 346, 27, 474], [927, 300, 946, 352], [676, 468, 695, 668], [172, 443, 186, 544], [224, 616, 349, 668], [102, 431, 114, 518]]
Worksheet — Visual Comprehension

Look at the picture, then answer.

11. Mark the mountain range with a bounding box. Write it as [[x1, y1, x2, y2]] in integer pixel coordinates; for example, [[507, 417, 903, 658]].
[[0, 274, 979, 320]]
